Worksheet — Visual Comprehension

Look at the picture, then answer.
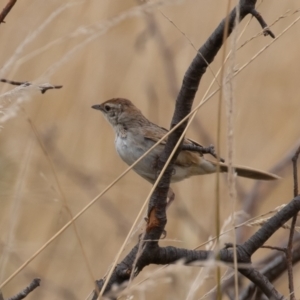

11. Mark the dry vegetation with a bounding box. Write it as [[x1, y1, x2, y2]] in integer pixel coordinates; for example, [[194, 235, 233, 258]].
[[0, 0, 300, 299]]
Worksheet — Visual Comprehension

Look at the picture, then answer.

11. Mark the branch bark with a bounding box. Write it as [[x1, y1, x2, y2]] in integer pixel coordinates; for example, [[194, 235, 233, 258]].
[[7, 278, 40, 300]]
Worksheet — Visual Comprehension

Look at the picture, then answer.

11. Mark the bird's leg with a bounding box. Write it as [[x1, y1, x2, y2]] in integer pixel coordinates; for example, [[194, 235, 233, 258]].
[[181, 144, 225, 162]]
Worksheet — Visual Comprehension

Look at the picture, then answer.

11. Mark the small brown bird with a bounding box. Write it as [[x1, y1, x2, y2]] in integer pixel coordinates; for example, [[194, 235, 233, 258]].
[[92, 98, 279, 183]]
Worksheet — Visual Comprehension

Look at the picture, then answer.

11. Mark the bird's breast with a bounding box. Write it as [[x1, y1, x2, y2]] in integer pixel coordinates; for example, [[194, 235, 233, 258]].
[[114, 132, 160, 183], [115, 133, 151, 164]]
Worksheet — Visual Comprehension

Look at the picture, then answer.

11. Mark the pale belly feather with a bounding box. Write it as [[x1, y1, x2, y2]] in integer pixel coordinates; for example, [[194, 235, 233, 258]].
[[115, 133, 158, 182], [115, 132, 217, 183]]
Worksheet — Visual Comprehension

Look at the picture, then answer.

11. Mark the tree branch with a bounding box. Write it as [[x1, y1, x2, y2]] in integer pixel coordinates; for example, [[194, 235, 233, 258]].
[[243, 196, 300, 255], [239, 268, 283, 300], [0, 0, 17, 24], [241, 239, 300, 300], [286, 146, 300, 300], [0, 79, 63, 94], [250, 8, 275, 38], [7, 278, 40, 300]]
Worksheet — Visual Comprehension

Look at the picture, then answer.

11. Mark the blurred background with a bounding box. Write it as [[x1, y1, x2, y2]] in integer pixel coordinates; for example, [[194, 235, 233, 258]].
[[0, 0, 299, 299]]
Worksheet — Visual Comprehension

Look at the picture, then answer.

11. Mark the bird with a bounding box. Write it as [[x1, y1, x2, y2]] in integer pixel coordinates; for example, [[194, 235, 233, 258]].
[[91, 98, 279, 184]]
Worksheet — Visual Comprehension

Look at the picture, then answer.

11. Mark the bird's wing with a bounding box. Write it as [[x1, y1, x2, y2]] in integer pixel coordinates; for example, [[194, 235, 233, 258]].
[[143, 124, 279, 180], [143, 123, 205, 167], [143, 124, 168, 145], [144, 123, 204, 148]]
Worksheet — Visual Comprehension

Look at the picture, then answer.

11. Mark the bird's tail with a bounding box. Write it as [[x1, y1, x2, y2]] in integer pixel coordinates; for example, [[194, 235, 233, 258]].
[[213, 162, 280, 180]]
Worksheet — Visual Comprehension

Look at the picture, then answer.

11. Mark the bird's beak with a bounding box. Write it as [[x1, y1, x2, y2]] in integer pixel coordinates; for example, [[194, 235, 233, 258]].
[[91, 104, 102, 111]]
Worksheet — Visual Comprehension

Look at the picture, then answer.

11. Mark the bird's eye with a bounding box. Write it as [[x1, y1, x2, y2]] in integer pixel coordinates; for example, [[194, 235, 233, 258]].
[[104, 105, 111, 112]]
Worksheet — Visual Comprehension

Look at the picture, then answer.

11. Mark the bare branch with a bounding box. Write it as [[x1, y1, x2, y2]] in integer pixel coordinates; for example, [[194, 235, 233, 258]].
[[250, 9, 275, 38], [0, 79, 63, 94], [241, 239, 300, 300], [286, 145, 300, 300], [7, 278, 40, 300], [292, 146, 300, 197], [0, 0, 17, 24], [260, 245, 287, 253], [239, 268, 283, 300]]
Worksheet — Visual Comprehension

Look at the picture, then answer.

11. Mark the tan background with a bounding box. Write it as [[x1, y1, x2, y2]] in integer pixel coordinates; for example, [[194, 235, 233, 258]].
[[0, 0, 299, 299]]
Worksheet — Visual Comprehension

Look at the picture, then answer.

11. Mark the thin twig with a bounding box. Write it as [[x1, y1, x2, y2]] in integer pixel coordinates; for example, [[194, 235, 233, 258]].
[[260, 245, 287, 253], [0, 79, 62, 94], [250, 9, 275, 38], [0, 0, 17, 24], [292, 146, 300, 197], [7, 278, 40, 300], [286, 146, 300, 300]]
